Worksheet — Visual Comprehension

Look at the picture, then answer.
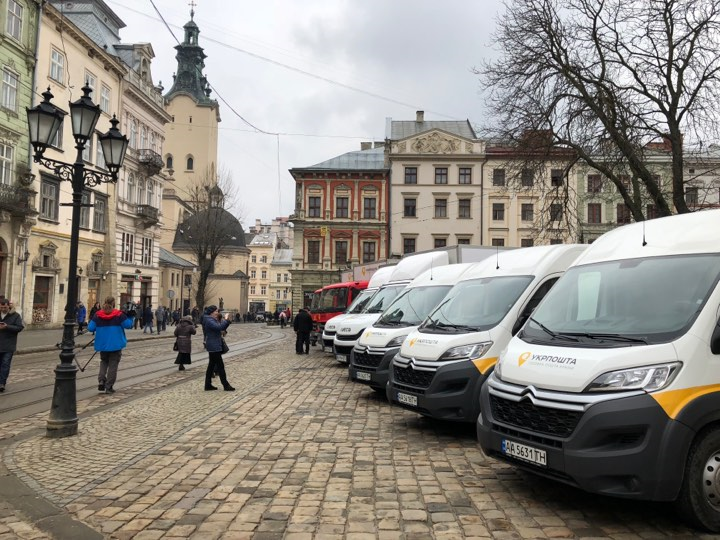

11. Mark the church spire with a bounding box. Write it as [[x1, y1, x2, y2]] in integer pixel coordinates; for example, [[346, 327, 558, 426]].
[[164, 3, 214, 104]]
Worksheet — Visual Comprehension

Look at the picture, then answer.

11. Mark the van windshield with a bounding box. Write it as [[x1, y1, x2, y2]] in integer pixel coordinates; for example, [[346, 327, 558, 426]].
[[421, 276, 533, 333], [376, 285, 453, 327], [363, 284, 406, 314], [347, 289, 374, 314], [523, 254, 720, 346]]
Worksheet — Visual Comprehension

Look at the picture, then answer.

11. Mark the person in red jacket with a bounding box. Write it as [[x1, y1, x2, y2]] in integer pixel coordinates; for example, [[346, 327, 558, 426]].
[[88, 296, 134, 394]]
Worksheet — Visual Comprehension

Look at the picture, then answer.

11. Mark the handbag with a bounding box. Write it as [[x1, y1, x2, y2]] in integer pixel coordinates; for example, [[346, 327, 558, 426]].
[[221, 338, 229, 354], [173, 339, 179, 351]]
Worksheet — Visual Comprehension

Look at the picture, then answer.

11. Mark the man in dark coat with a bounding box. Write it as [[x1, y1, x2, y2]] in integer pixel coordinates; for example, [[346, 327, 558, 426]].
[[293, 308, 313, 354], [143, 304, 154, 334], [0, 298, 24, 392]]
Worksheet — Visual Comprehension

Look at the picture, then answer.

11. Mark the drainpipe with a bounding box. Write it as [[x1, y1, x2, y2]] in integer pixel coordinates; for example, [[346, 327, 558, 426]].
[[480, 156, 488, 245]]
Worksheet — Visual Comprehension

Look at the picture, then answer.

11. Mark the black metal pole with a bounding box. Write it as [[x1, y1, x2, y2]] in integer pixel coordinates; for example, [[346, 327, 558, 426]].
[[46, 142, 84, 438]]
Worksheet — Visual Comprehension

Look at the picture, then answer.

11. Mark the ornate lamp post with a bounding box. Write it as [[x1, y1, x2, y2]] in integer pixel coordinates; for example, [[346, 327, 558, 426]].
[[27, 86, 128, 438]]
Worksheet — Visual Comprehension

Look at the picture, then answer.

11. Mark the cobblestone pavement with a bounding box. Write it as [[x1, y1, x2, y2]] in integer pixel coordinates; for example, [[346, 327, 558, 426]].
[[1, 326, 718, 539]]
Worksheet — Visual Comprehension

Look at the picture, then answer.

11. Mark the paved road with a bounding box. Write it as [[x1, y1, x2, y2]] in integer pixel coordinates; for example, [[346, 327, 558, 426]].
[[0, 324, 714, 539]]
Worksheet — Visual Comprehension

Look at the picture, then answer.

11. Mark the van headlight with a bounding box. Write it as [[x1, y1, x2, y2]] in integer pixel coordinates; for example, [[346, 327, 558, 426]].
[[587, 362, 682, 392], [385, 336, 407, 348], [494, 359, 503, 380], [439, 342, 493, 362]]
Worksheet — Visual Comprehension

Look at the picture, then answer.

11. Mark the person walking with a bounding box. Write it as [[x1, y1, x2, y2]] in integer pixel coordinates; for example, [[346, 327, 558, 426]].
[[143, 304, 154, 334], [89, 302, 101, 335], [173, 315, 196, 371], [155, 305, 165, 334], [279, 310, 287, 328], [0, 298, 24, 393], [76, 301, 87, 336], [171, 308, 180, 327], [133, 303, 141, 330], [202, 305, 234, 391], [88, 296, 134, 394], [293, 308, 313, 355]]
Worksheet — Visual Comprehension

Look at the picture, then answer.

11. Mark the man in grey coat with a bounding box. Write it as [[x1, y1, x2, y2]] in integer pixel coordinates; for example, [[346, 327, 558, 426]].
[[0, 298, 24, 392]]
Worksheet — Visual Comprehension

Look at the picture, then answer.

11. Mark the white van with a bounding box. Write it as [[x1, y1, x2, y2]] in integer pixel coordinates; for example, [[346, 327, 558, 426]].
[[477, 210, 720, 532], [349, 263, 475, 392], [333, 251, 450, 364], [321, 265, 396, 352], [388, 244, 587, 423]]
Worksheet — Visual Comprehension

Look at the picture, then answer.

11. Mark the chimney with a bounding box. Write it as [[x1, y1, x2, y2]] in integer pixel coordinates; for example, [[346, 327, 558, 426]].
[[360, 142, 372, 151], [373, 142, 384, 149], [416, 110, 424, 123]]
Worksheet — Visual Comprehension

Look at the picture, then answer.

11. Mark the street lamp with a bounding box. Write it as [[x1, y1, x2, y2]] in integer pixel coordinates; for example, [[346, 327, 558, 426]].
[[27, 86, 128, 438]]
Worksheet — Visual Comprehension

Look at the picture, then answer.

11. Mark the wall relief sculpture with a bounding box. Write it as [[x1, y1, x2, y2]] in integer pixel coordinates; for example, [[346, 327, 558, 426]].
[[411, 133, 460, 154]]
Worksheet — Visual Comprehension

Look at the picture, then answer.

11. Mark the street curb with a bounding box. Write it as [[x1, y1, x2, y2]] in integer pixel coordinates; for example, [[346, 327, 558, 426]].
[[16, 333, 175, 356]]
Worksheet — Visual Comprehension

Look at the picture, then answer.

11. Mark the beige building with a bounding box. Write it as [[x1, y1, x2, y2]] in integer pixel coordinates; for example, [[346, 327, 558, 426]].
[[247, 233, 274, 315]]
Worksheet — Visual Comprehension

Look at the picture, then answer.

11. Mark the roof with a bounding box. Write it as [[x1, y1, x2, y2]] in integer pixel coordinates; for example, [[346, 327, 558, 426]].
[[250, 233, 276, 246], [272, 249, 293, 265], [390, 120, 476, 140], [159, 247, 195, 268], [48, 0, 124, 54], [173, 208, 247, 250], [304, 147, 387, 171]]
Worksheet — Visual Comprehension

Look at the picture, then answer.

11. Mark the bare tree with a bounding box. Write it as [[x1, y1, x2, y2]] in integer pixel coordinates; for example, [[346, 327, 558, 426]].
[[176, 167, 242, 309], [478, 0, 720, 220]]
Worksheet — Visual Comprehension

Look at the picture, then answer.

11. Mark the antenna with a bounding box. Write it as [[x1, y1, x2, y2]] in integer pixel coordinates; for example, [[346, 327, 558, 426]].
[[430, 255, 434, 280], [496, 246, 500, 270], [642, 220, 647, 246]]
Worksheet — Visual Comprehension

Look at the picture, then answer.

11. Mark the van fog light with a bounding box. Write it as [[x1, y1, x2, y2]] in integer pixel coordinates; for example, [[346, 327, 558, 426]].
[[587, 362, 682, 392]]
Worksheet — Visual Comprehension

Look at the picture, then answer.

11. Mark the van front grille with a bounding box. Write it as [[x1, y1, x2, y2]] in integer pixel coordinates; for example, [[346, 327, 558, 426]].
[[490, 395, 581, 438]]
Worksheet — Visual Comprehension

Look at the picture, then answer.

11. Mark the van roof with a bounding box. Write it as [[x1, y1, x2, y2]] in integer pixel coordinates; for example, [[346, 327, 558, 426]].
[[367, 265, 396, 288], [457, 244, 587, 281], [406, 263, 476, 288], [574, 209, 720, 266], [388, 251, 450, 282]]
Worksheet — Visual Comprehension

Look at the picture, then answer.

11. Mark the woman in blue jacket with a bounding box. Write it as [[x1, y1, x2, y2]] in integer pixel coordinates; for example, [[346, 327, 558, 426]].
[[88, 296, 134, 394], [202, 305, 234, 391]]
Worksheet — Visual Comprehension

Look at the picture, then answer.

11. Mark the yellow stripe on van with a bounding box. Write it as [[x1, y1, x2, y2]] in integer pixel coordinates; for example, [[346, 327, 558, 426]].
[[652, 385, 720, 419], [472, 357, 498, 375]]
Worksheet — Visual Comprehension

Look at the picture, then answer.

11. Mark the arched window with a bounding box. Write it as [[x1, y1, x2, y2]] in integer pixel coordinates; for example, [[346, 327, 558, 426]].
[[130, 121, 137, 148], [140, 126, 147, 149], [147, 181, 154, 206], [137, 178, 145, 206], [127, 173, 135, 203], [166, 155, 173, 169], [186, 156, 194, 170]]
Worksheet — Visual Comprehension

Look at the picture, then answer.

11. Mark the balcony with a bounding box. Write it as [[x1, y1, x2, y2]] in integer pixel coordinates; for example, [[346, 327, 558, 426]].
[[137, 149, 164, 176], [0, 182, 37, 217], [136, 204, 159, 227]]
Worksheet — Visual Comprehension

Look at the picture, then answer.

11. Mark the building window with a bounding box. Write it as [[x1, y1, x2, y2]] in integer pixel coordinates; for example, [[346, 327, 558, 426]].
[[186, 156, 194, 170], [459, 167, 472, 184], [100, 84, 111, 114], [82, 134, 92, 162], [521, 203, 533, 222], [362, 241, 376, 263], [492, 203, 504, 221], [121, 233, 134, 263], [520, 238, 534, 247], [434, 238, 447, 248], [550, 239, 564, 245], [521, 168, 534, 187], [50, 123, 63, 149], [550, 203, 563, 222], [261, 255, 267, 263], [363, 197, 376, 219], [403, 198, 416, 217], [335, 196, 349, 218], [492, 168, 505, 186], [250, 285, 255, 295], [50, 49, 65, 84], [587, 174, 603, 193], [93, 195, 107, 232], [491, 238, 505, 247], [251, 255, 256, 263], [147, 181, 154, 205], [550, 169, 563, 187], [403, 237, 416, 254], [95, 134, 105, 168], [142, 237, 153, 265], [646, 204, 658, 220], [404, 167, 417, 184], [261, 270, 267, 279], [129, 121, 137, 148], [308, 196, 321, 217], [434, 198, 447, 218], [127, 173, 135, 203], [307, 240, 320, 264], [79, 191, 91, 229], [617, 204, 631, 224], [261, 286, 266, 295], [166, 155, 173, 169], [619, 174, 632, 191], [335, 240, 348, 265], [685, 186, 699, 205], [276, 290, 281, 299], [277, 274, 281, 282], [84, 70, 96, 92], [250, 269, 256, 279], [1, 69, 18, 111], [587, 203, 602, 224], [284, 273, 289, 283], [458, 198, 471, 218], [435, 167, 448, 184], [6, 0, 22, 41], [0, 144, 13, 185], [40, 178, 59, 221], [137, 178, 145, 205], [140, 126, 147, 149]]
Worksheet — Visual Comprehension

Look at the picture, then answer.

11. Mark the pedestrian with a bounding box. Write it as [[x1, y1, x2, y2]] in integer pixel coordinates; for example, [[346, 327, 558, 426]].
[[143, 304, 154, 334], [133, 303, 141, 330], [191, 306, 199, 324], [279, 310, 287, 328], [155, 305, 165, 334], [293, 307, 313, 354], [75, 301, 87, 335], [0, 298, 24, 393], [173, 315, 196, 371], [162, 307, 169, 331], [171, 308, 180, 326], [201, 305, 235, 391], [89, 302, 101, 334], [88, 296, 134, 394]]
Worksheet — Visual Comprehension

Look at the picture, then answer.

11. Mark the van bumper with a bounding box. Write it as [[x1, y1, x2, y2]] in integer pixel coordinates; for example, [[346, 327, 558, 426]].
[[348, 346, 399, 391], [388, 359, 485, 423], [477, 382, 693, 501]]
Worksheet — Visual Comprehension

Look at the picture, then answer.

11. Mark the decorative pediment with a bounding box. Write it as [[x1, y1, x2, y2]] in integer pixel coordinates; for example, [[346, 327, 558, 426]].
[[411, 132, 461, 154]]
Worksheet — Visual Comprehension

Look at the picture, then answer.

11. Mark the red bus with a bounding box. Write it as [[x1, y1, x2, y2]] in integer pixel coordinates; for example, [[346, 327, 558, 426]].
[[309, 280, 369, 345]]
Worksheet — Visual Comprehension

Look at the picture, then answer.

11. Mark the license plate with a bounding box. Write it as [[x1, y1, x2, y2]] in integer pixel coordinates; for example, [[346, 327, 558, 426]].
[[501, 439, 547, 467], [396, 392, 418, 407], [336, 354, 348, 363], [356, 371, 371, 381]]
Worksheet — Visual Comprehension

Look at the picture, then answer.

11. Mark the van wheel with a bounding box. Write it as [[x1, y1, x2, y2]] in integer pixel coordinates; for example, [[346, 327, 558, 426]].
[[676, 429, 720, 532]]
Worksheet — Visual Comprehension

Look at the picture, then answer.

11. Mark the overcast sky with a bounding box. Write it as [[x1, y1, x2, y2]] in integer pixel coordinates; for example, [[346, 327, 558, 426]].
[[107, 0, 505, 228]]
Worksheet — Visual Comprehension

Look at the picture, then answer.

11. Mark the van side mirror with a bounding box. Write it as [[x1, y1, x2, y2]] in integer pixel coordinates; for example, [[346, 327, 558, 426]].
[[712, 319, 720, 354]]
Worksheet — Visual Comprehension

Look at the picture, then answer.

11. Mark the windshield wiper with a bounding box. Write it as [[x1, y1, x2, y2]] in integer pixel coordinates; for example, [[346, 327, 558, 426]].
[[528, 317, 579, 342], [566, 332, 648, 344]]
